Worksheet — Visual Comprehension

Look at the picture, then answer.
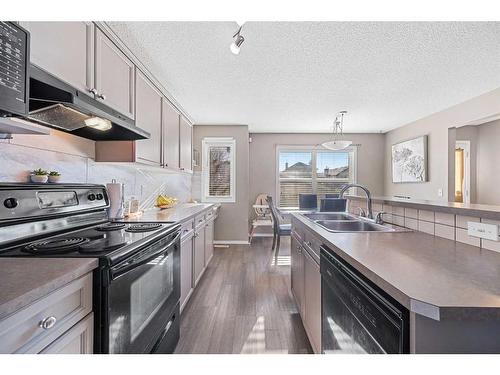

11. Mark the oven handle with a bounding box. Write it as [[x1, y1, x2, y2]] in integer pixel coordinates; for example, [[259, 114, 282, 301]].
[[110, 232, 180, 280]]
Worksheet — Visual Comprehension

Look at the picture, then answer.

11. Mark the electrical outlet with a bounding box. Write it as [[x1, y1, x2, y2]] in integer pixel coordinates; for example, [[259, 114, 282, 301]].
[[468, 222, 499, 241]]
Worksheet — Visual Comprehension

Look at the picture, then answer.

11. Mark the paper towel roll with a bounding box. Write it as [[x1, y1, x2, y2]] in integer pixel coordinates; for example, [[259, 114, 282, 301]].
[[107, 179, 124, 219]]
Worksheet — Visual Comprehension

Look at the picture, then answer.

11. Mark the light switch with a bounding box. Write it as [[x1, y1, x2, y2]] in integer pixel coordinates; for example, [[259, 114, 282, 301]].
[[468, 222, 499, 241]]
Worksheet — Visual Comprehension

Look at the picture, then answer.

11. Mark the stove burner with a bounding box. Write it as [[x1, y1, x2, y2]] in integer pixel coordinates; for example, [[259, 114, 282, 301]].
[[95, 222, 127, 232], [125, 223, 163, 233], [24, 237, 90, 254], [79, 238, 127, 253]]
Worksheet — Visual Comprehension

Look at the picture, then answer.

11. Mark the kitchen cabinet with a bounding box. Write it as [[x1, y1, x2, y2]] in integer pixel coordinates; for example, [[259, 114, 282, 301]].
[[40, 314, 93, 354], [162, 99, 180, 169], [94, 28, 135, 119], [180, 225, 194, 312], [204, 219, 214, 266], [135, 70, 162, 165], [20, 22, 95, 97], [303, 247, 321, 354], [179, 116, 193, 172], [291, 233, 305, 317], [193, 223, 206, 287]]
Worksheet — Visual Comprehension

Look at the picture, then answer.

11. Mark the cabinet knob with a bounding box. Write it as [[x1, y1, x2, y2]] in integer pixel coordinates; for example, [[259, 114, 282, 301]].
[[97, 93, 106, 100], [39, 316, 57, 330], [88, 88, 98, 95]]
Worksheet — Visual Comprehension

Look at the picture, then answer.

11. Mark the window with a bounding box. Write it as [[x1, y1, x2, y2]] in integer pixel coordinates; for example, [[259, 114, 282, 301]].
[[277, 146, 356, 208], [202, 137, 236, 202]]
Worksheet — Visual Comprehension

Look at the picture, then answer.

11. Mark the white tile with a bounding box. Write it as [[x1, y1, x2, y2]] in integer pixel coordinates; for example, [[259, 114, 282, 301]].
[[434, 212, 455, 227], [435, 224, 455, 241], [404, 217, 418, 230], [456, 228, 480, 247], [372, 203, 383, 212], [418, 210, 435, 222], [392, 215, 405, 227], [381, 213, 393, 224], [404, 208, 418, 219], [392, 206, 405, 216], [482, 218, 500, 226], [383, 204, 392, 213], [482, 238, 500, 253], [418, 220, 434, 235], [456, 215, 480, 229]]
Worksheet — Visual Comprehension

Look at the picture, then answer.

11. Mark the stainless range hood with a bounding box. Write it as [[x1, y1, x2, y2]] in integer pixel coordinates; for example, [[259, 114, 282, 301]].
[[28, 65, 150, 141]]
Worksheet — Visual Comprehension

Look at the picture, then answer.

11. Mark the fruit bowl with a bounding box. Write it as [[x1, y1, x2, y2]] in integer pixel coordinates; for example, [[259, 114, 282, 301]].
[[155, 195, 178, 210], [155, 202, 177, 210]]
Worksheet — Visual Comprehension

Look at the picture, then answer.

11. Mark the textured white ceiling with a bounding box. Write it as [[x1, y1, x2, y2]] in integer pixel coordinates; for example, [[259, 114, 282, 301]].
[[108, 22, 500, 133]]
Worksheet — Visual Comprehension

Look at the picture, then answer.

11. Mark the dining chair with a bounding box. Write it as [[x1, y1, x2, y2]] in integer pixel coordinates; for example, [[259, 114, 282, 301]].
[[325, 193, 340, 198], [320, 198, 347, 212], [266, 196, 291, 255], [299, 193, 318, 210]]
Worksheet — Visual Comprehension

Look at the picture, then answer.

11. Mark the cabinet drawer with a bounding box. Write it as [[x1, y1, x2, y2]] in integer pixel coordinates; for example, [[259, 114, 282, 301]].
[[303, 230, 321, 264], [195, 214, 206, 229], [40, 313, 93, 354], [180, 219, 194, 239], [0, 273, 92, 354]]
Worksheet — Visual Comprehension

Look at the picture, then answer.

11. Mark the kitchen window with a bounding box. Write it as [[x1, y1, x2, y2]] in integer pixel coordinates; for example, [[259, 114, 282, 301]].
[[277, 146, 357, 208], [202, 137, 236, 203]]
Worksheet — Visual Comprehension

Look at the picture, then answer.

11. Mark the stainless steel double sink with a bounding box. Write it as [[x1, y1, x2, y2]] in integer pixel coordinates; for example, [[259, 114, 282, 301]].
[[302, 212, 397, 233]]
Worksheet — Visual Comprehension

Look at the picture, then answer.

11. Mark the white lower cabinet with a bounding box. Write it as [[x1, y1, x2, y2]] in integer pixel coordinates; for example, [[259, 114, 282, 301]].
[[40, 313, 93, 354], [291, 227, 322, 354], [204, 219, 214, 266], [180, 229, 194, 312], [193, 225, 206, 287]]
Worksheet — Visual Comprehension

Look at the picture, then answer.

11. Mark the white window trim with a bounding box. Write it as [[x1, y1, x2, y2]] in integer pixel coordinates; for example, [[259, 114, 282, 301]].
[[275, 145, 358, 207], [202, 137, 236, 203]]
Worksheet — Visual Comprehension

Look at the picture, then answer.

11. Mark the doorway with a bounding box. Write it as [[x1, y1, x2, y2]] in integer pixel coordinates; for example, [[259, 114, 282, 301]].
[[455, 141, 470, 204]]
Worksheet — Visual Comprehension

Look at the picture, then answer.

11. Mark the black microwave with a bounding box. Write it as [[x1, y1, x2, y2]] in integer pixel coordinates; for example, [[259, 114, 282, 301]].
[[0, 22, 30, 116]]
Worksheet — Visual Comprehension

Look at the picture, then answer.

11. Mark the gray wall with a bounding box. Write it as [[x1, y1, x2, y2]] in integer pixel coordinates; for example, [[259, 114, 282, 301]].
[[476, 119, 500, 205], [248, 133, 385, 221], [384, 87, 500, 201], [193, 125, 249, 242]]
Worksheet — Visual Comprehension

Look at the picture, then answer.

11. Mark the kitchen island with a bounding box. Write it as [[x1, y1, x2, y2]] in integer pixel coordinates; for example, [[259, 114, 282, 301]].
[[291, 212, 500, 354]]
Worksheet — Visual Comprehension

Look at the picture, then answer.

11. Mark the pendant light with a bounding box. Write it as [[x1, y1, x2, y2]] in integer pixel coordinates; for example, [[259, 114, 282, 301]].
[[322, 111, 352, 150]]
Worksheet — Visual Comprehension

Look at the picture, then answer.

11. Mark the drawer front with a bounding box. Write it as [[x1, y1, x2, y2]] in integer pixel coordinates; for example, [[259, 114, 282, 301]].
[[180, 219, 194, 240], [40, 313, 94, 354], [195, 214, 206, 229], [0, 273, 92, 354], [303, 230, 321, 263]]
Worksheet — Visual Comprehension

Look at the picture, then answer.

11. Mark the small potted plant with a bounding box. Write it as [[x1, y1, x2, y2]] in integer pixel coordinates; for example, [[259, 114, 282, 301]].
[[30, 168, 48, 183], [48, 171, 61, 183]]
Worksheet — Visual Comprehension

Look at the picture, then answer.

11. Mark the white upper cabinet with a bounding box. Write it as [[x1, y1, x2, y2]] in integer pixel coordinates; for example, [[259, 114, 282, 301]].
[[162, 99, 180, 169], [94, 28, 135, 119], [20, 22, 94, 96], [179, 116, 193, 172], [135, 70, 162, 165]]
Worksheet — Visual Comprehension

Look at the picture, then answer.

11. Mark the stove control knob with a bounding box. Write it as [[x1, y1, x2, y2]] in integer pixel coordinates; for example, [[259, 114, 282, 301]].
[[88, 193, 96, 201], [4, 198, 18, 209], [96, 193, 104, 200]]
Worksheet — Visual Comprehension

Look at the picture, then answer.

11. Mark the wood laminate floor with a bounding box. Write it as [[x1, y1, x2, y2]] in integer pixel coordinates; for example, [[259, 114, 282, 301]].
[[175, 237, 313, 354]]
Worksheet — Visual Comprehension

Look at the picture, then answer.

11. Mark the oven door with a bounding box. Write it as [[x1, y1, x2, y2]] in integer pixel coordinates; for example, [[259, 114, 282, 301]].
[[106, 230, 180, 354]]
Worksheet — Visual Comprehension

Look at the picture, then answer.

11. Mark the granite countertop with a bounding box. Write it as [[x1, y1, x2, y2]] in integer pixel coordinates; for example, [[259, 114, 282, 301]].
[[124, 203, 219, 223], [0, 258, 98, 320], [292, 213, 500, 321], [346, 194, 500, 220]]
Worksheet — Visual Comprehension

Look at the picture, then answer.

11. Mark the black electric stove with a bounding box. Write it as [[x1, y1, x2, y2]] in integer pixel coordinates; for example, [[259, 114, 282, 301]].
[[0, 183, 181, 354]]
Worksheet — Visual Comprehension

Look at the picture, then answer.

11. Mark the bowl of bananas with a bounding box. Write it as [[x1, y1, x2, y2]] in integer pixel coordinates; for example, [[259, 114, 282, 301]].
[[155, 195, 178, 210]]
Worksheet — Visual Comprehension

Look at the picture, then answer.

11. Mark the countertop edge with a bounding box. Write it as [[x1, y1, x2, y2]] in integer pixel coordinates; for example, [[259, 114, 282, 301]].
[[0, 258, 98, 321], [124, 203, 220, 224]]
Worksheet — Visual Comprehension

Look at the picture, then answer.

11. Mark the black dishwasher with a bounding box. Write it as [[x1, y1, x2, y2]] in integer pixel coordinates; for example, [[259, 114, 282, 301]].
[[320, 246, 409, 354]]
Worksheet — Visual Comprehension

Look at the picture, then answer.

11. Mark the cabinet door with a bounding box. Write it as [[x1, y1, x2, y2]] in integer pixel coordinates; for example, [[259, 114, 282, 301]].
[[204, 220, 214, 266], [291, 235, 305, 316], [21, 22, 94, 96], [179, 116, 192, 172], [180, 235, 194, 312], [304, 250, 321, 354], [40, 314, 93, 354], [193, 227, 206, 286], [162, 99, 180, 169], [94, 28, 135, 119], [135, 70, 162, 165]]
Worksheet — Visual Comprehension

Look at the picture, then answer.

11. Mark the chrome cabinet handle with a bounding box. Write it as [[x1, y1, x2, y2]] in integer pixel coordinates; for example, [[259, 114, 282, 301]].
[[97, 93, 106, 100], [88, 88, 98, 95], [39, 316, 57, 330]]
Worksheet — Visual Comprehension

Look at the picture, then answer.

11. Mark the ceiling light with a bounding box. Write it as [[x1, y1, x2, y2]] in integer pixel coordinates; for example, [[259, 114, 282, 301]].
[[322, 111, 352, 151], [84, 117, 112, 131], [230, 25, 245, 55]]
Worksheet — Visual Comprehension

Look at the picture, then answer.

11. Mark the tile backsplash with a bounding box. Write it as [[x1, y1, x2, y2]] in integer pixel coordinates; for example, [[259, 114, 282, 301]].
[[0, 140, 192, 209]]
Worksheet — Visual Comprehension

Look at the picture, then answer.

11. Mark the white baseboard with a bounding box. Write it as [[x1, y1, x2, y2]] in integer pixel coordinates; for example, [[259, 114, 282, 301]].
[[214, 240, 250, 245]]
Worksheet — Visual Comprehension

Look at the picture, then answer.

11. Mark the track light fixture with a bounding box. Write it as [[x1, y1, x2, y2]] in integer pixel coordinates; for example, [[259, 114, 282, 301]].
[[230, 24, 245, 55]]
